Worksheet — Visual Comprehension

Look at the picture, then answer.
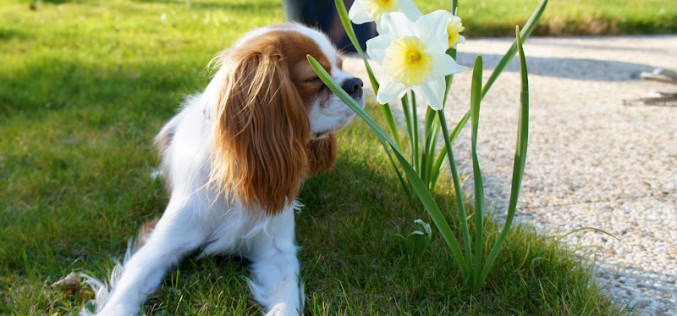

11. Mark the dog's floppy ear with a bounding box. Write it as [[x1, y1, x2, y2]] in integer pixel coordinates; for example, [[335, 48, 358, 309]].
[[210, 42, 309, 215], [307, 134, 337, 176]]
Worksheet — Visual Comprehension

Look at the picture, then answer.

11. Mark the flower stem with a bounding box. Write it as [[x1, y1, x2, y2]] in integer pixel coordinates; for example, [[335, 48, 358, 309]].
[[437, 110, 473, 273], [411, 91, 420, 173]]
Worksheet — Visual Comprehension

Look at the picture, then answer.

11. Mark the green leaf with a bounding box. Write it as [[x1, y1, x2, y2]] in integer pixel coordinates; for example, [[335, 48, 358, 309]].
[[411, 91, 420, 173], [397, 219, 433, 263], [481, 0, 548, 98], [381, 104, 403, 148], [401, 94, 415, 165], [469, 56, 486, 292], [380, 138, 413, 198], [423, 107, 440, 189], [436, 0, 547, 174], [480, 26, 530, 285]]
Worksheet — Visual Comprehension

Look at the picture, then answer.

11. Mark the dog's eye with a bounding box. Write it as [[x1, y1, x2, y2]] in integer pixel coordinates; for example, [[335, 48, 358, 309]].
[[304, 76, 321, 83]]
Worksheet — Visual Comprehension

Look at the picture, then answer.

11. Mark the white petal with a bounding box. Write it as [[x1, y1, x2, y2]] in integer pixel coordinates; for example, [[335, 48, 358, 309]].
[[378, 12, 414, 39], [416, 10, 452, 53], [432, 54, 467, 77], [365, 34, 392, 64], [448, 15, 462, 24], [377, 77, 409, 105], [397, 0, 423, 21], [429, 53, 467, 78], [348, 0, 372, 24], [413, 78, 448, 110]]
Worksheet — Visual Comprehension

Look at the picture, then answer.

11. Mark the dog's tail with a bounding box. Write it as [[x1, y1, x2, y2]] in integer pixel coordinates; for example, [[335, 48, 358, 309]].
[[79, 218, 159, 315], [78, 239, 133, 316]]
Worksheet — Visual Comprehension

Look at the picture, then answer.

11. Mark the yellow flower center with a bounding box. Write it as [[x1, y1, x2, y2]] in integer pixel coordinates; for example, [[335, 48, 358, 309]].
[[383, 37, 432, 86], [447, 20, 465, 47], [363, 0, 397, 21]]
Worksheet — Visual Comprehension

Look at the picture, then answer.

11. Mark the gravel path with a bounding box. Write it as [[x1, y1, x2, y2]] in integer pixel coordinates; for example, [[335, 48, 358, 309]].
[[344, 35, 677, 315]]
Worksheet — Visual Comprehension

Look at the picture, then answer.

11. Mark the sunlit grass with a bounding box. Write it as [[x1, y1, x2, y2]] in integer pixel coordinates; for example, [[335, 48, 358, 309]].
[[417, 0, 677, 36]]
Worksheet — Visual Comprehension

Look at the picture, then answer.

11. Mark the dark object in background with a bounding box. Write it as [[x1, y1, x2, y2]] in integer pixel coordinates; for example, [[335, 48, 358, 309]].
[[624, 68, 677, 106], [283, 0, 376, 54]]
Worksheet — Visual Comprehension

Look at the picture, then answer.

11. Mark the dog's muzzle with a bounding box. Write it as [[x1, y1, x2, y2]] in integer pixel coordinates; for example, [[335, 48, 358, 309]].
[[341, 77, 364, 99]]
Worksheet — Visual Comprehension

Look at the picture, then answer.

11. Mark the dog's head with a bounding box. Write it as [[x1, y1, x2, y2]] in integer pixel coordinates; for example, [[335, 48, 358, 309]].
[[207, 23, 364, 215]]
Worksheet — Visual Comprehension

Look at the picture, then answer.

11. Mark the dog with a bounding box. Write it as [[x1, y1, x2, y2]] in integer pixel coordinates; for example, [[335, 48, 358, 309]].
[[81, 23, 364, 316]]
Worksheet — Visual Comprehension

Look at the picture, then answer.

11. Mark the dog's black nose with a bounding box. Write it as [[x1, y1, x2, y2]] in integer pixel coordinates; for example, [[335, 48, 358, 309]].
[[341, 77, 363, 97]]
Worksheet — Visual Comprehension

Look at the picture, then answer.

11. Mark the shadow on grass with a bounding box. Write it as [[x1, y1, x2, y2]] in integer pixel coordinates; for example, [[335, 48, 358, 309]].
[[0, 28, 32, 42], [0, 55, 206, 287], [0, 56, 208, 119]]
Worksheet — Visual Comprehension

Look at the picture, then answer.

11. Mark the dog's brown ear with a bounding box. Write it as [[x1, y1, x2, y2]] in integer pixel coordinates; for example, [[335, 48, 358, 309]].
[[210, 41, 309, 216], [307, 134, 337, 176]]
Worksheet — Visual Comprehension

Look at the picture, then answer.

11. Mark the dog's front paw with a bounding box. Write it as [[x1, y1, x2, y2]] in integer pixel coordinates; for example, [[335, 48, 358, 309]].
[[265, 303, 300, 316], [92, 304, 138, 316]]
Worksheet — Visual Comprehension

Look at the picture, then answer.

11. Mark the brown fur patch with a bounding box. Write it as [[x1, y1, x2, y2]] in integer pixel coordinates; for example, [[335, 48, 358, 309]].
[[307, 134, 337, 176], [135, 218, 159, 250]]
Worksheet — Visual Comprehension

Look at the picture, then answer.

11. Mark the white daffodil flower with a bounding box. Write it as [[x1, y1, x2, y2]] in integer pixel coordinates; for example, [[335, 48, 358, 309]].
[[348, 0, 422, 25], [366, 10, 466, 110], [446, 14, 466, 48]]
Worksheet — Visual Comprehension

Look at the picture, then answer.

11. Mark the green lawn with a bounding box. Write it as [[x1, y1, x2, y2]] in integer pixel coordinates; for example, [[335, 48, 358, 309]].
[[0, 0, 636, 314], [419, 0, 677, 36]]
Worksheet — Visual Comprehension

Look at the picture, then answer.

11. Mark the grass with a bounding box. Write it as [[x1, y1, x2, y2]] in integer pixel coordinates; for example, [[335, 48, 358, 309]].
[[418, 0, 677, 36], [0, 0, 632, 314]]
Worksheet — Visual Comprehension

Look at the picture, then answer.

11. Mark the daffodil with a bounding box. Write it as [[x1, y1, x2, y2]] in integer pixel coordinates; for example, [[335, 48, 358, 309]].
[[366, 10, 466, 110], [348, 0, 422, 25], [445, 14, 466, 48]]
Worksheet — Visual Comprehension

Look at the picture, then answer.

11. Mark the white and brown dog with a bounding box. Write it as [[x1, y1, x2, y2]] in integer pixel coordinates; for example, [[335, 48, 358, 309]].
[[82, 23, 364, 316]]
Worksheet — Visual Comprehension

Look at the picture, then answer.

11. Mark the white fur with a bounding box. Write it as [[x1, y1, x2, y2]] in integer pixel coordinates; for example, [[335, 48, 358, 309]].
[[80, 24, 363, 316]]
